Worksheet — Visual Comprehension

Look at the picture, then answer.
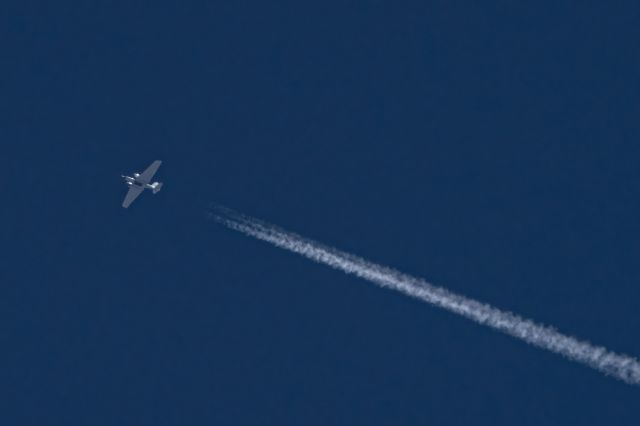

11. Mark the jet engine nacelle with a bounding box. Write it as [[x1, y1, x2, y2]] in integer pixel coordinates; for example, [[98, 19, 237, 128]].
[[133, 173, 140, 178]]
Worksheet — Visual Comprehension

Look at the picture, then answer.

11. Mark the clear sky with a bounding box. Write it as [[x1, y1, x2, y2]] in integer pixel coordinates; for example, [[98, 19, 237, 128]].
[[2, 2, 639, 425]]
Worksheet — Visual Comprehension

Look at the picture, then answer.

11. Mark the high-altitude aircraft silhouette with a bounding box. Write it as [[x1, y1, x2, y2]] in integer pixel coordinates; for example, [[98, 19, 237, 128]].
[[121, 160, 163, 208]]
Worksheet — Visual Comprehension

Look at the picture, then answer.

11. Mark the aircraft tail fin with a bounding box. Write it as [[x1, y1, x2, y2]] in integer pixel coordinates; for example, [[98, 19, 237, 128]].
[[151, 182, 163, 194]]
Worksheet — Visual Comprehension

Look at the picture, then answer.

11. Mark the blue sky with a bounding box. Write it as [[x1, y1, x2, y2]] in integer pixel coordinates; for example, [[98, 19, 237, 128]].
[[2, 2, 639, 424]]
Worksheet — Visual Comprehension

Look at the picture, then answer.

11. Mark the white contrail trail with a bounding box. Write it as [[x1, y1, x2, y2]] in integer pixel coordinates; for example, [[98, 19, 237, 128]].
[[209, 207, 640, 385]]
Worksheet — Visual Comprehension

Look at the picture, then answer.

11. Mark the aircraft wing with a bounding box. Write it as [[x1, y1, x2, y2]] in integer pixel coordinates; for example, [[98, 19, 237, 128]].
[[122, 185, 144, 208], [137, 160, 162, 184]]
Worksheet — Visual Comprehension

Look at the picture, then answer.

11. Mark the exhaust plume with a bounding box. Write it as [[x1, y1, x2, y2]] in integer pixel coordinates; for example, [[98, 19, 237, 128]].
[[209, 206, 640, 385]]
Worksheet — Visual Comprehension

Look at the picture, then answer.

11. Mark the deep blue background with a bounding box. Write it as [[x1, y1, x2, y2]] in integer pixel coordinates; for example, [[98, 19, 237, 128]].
[[2, 2, 639, 424]]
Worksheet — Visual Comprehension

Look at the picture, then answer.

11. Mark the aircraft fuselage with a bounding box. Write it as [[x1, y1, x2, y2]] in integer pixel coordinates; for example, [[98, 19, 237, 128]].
[[123, 175, 155, 189]]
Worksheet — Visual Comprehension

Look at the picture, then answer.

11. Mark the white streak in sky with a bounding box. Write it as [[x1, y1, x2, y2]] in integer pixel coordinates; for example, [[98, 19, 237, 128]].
[[209, 207, 640, 385]]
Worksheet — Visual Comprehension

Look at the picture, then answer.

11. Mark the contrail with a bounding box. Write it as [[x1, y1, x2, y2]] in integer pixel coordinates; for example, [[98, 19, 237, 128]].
[[208, 206, 640, 385]]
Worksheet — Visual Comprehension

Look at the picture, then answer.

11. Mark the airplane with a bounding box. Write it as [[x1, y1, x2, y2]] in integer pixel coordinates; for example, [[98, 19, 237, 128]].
[[121, 160, 163, 208]]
